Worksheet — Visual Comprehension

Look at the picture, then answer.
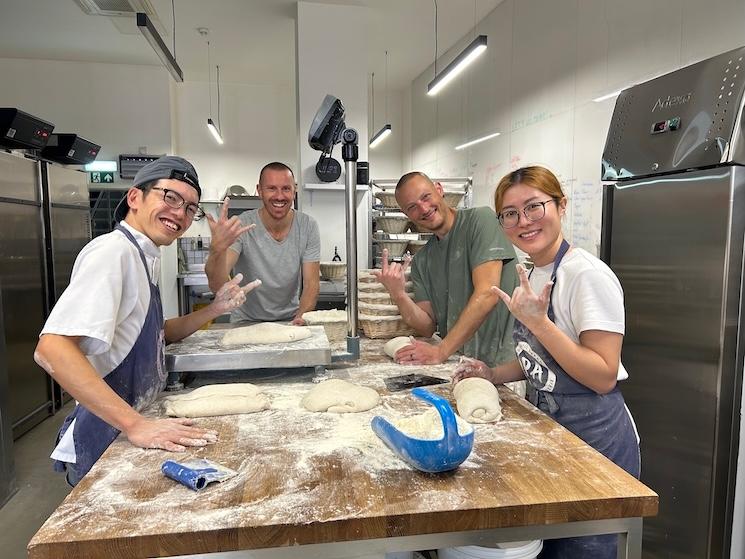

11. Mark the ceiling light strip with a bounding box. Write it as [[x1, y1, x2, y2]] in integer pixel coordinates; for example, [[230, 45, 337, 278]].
[[369, 124, 392, 149], [427, 35, 487, 96], [136, 12, 183, 82], [454, 131, 500, 151], [207, 118, 224, 145]]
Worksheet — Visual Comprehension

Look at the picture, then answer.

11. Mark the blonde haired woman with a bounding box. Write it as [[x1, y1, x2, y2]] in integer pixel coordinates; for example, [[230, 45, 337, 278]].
[[454, 166, 639, 559]]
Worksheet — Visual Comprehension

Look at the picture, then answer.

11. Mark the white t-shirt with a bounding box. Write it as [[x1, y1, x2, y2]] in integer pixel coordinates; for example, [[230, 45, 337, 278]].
[[528, 247, 629, 381], [42, 222, 161, 462]]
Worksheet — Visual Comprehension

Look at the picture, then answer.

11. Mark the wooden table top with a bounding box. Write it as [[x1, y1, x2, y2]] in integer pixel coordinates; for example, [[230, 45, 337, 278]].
[[28, 340, 658, 559]]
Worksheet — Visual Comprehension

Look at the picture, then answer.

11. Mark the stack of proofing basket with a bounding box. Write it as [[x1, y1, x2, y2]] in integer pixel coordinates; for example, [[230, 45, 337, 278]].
[[357, 269, 417, 339]]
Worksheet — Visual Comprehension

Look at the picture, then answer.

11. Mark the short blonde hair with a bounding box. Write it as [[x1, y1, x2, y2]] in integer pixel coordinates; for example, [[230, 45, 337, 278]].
[[494, 166, 565, 212]]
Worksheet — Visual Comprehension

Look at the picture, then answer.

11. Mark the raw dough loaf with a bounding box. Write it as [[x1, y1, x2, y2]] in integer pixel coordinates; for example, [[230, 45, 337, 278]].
[[392, 408, 473, 439], [453, 377, 502, 424], [221, 322, 312, 345], [163, 383, 269, 418], [301, 379, 380, 413], [383, 336, 413, 359]]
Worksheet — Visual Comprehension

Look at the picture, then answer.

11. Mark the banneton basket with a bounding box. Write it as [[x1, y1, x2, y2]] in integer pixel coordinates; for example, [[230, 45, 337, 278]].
[[359, 314, 417, 339], [319, 261, 346, 281], [302, 309, 347, 342], [379, 239, 409, 258], [358, 269, 379, 283], [358, 301, 400, 316], [358, 291, 395, 305], [375, 191, 399, 208], [407, 239, 428, 254], [358, 280, 413, 293], [443, 190, 466, 208], [376, 215, 410, 234]]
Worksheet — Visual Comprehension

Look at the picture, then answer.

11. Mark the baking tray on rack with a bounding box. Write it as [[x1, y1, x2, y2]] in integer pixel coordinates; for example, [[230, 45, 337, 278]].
[[165, 325, 331, 372]]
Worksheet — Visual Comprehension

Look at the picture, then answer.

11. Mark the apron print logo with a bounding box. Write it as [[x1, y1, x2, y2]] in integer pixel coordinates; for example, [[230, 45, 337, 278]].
[[516, 341, 556, 392]]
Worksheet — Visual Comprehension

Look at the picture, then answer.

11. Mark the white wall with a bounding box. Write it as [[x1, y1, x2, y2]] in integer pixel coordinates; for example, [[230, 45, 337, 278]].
[[406, 0, 745, 255], [0, 57, 171, 186]]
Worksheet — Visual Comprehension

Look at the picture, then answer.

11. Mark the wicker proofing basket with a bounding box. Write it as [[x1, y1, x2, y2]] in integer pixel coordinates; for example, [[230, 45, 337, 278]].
[[378, 239, 409, 258], [407, 239, 428, 254], [302, 309, 347, 341], [443, 191, 466, 208], [358, 302, 400, 316], [358, 314, 417, 339], [375, 191, 399, 208], [320, 261, 346, 281], [376, 215, 410, 234]]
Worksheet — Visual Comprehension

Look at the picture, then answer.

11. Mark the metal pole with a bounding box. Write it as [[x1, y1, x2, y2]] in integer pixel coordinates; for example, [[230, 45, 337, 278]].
[[332, 128, 360, 361]]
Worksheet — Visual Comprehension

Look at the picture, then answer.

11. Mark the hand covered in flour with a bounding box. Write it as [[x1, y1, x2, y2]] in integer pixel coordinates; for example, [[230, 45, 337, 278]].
[[206, 199, 255, 253], [395, 338, 446, 365], [124, 416, 219, 452], [290, 315, 307, 326], [372, 249, 411, 300], [452, 356, 497, 384], [491, 264, 552, 332], [211, 273, 261, 314]]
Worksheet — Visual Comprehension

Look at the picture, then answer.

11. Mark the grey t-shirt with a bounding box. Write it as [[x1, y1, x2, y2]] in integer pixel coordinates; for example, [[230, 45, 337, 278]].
[[229, 209, 320, 322]]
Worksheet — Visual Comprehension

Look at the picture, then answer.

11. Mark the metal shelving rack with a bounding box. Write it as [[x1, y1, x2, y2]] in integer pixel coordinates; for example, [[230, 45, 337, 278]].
[[369, 177, 472, 268]]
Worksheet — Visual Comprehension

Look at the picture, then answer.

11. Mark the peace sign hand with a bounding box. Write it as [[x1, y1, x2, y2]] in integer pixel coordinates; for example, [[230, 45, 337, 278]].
[[491, 264, 552, 331], [205, 199, 255, 253]]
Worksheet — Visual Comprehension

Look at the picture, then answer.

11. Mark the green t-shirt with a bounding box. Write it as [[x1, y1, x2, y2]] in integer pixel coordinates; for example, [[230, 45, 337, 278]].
[[410, 206, 518, 366]]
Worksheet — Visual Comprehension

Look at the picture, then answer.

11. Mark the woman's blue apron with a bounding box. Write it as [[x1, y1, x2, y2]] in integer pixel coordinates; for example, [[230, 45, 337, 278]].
[[513, 240, 640, 559], [53, 225, 167, 486]]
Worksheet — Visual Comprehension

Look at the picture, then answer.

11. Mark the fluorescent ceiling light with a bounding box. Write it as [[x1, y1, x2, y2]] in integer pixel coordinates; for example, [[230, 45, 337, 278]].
[[84, 160, 117, 172], [207, 118, 224, 145], [428, 35, 487, 96], [455, 131, 501, 151], [369, 124, 392, 149], [593, 89, 624, 103], [137, 13, 183, 82]]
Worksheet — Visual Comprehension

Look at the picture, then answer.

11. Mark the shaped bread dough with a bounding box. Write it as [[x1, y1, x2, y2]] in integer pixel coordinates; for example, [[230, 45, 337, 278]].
[[383, 336, 413, 359], [392, 408, 473, 439], [164, 383, 269, 418], [221, 322, 312, 345], [301, 379, 380, 413], [453, 377, 502, 424]]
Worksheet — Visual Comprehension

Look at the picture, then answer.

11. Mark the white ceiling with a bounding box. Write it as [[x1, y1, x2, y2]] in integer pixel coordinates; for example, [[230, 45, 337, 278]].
[[0, 0, 503, 89]]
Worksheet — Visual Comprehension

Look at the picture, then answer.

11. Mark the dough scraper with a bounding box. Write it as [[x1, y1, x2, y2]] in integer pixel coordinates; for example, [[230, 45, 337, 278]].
[[371, 387, 474, 473]]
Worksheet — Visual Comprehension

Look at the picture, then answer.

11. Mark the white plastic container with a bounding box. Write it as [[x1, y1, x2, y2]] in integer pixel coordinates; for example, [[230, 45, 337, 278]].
[[439, 540, 542, 559]]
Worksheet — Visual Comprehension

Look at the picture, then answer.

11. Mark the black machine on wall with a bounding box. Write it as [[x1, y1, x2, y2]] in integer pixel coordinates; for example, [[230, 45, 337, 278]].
[[600, 46, 745, 559]]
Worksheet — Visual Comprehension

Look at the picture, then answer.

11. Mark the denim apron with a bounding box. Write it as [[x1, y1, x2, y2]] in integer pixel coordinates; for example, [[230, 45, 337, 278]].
[[514, 240, 640, 559], [53, 225, 167, 486]]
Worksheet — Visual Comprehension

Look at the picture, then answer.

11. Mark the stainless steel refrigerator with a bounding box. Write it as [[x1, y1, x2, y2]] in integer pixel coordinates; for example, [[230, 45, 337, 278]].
[[0, 151, 53, 440], [40, 162, 91, 407], [601, 46, 745, 559]]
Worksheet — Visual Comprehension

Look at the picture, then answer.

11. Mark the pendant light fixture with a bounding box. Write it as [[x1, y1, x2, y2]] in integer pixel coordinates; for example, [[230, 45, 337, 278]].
[[137, 11, 183, 82], [427, 1, 487, 96], [199, 28, 224, 145], [370, 50, 392, 149]]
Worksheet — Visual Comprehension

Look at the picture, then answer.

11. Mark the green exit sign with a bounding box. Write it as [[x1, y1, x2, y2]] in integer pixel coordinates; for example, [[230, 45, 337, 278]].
[[90, 171, 115, 184]]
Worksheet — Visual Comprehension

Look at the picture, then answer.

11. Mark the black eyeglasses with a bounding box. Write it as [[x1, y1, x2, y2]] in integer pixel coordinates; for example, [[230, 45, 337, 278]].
[[497, 199, 557, 229], [149, 187, 205, 221]]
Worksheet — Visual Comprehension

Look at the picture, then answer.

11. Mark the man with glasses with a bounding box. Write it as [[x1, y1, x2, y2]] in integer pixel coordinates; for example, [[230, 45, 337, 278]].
[[206, 162, 320, 325], [34, 156, 260, 486], [374, 171, 519, 368]]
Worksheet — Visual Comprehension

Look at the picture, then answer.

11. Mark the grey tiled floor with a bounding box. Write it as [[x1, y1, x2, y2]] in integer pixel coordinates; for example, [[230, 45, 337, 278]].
[[0, 404, 72, 559]]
